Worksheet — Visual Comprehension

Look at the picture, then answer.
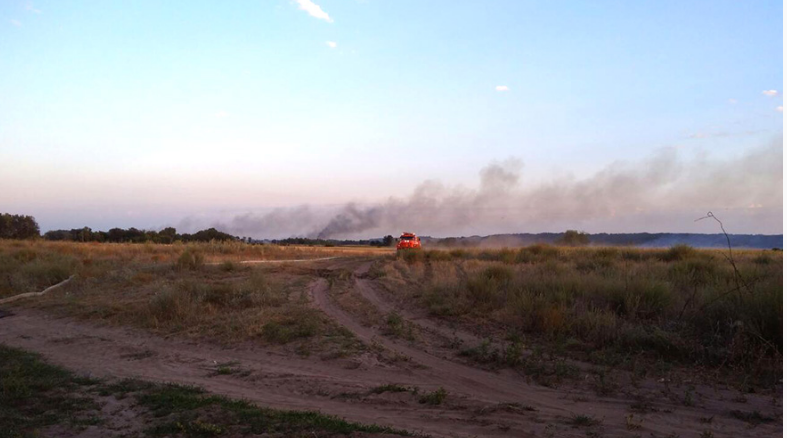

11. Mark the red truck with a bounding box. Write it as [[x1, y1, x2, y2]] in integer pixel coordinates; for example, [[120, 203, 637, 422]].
[[396, 232, 421, 250]]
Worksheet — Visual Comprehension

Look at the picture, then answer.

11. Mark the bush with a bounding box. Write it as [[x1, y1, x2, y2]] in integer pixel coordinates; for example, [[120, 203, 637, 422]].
[[261, 315, 318, 344], [556, 230, 589, 246], [466, 266, 513, 309], [398, 249, 424, 264], [480, 265, 514, 282], [660, 244, 697, 262], [219, 261, 236, 272], [425, 250, 452, 262], [176, 249, 204, 271], [449, 249, 469, 259], [418, 387, 447, 405], [753, 253, 773, 265], [524, 244, 561, 259]]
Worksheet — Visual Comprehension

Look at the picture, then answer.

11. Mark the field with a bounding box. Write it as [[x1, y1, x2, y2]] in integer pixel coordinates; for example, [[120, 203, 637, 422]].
[[0, 239, 781, 437]]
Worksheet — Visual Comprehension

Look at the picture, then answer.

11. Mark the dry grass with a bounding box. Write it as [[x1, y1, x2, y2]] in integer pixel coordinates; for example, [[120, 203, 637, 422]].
[[380, 245, 783, 385], [0, 240, 380, 355], [2, 240, 781, 384]]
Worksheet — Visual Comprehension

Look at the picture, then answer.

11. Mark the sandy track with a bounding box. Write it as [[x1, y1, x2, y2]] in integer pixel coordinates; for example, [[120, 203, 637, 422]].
[[354, 274, 487, 352], [0, 309, 521, 437], [0, 257, 780, 437], [310, 259, 782, 438]]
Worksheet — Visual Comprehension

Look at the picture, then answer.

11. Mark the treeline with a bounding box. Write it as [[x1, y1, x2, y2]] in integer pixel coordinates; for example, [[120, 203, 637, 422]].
[[271, 235, 395, 247], [0, 212, 238, 243], [43, 226, 236, 243]]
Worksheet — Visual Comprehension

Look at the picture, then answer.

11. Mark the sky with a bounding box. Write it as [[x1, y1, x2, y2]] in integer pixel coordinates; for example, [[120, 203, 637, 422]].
[[0, 0, 783, 238]]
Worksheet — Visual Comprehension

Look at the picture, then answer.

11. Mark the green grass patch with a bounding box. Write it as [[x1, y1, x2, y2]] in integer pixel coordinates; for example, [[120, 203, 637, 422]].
[[136, 382, 416, 437], [0, 344, 419, 438], [0, 344, 100, 438]]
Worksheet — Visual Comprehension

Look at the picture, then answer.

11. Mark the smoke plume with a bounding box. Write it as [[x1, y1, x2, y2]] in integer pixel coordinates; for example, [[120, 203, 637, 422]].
[[215, 139, 782, 238]]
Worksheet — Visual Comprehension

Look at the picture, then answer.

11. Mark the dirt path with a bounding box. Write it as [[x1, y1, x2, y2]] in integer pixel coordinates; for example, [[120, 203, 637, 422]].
[[0, 257, 780, 438], [0, 309, 521, 437], [354, 274, 486, 351], [311, 259, 782, 438]]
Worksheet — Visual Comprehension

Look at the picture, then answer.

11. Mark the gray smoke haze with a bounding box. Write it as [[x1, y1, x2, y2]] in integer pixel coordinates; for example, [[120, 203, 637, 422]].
[[214, 139, 782, 238]]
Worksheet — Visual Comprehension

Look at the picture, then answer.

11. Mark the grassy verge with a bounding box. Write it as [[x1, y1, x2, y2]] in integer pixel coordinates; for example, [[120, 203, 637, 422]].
[[0, 344, 417, 438]]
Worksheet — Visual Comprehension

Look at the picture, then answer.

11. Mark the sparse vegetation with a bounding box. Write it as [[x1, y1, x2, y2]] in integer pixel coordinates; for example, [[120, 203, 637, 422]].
[[0, 344, 414, 437], [729, 409, 775, 425], [418, 387, 448, 405], [569, 414, 601, 427], [368, 384, 417, 395], [383, 311, 417, 341], [0, 344, 101, 437], [378, 244, 783, 385], [0, 240, 369, 357]]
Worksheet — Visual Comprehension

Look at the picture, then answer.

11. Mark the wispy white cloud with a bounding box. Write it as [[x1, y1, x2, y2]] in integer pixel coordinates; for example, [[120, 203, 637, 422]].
[[215, 110, 229, 119], [326, 41, 337, 48], [728, 98, 737, 104], [9, 19, 21, 27], [25, 2, 41, 13], [495, 85, 510, 92], [294, 0, 333, 22], [762, 89, 779, 97], [688, 130, 760, 139], [776, 106, 783, 112]]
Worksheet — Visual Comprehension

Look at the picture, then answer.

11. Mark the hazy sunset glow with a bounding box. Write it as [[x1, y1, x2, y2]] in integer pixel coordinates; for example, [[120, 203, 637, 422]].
[[1, 1, 782, 238]]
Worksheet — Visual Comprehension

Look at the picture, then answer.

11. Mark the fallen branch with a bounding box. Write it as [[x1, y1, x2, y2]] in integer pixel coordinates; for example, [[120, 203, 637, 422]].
[[0, 275, 75, 305]]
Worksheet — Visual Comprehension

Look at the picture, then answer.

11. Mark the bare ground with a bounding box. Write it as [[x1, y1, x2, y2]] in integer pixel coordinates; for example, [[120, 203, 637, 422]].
[[0, 257, 781, 438]]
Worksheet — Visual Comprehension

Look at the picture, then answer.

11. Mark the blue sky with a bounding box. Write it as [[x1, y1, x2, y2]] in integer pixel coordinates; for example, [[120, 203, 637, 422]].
[[0, 1, 782, 236]]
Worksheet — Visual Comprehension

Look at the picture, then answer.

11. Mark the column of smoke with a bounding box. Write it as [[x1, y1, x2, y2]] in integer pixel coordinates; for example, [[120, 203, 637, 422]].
[[216, 139, 782, 239]]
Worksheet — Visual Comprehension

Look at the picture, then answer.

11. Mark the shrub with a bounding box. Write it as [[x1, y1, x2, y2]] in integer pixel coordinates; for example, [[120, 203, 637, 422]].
[[399, 249, 424, 264], [466, 266, 513, 309], [148, 288, 192, 324], [421, 283, 462, 316], [176, 249, 204, 271], [425, 250, 452, 262], [525, 244, 560, 259], [20, 256, 75, 286], [480, 265, 514, 282], [660, 244, 697, 262], [753, 253, 773, 265], [619, 325, 683, 359], [418, 387, 447, 405], [625, 280, 673, 319], [449, 249, 469, 259], [261, 315, 318, 344]]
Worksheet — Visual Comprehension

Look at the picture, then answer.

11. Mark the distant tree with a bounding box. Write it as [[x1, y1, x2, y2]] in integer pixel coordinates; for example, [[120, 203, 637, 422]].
[[107, 228, 125, 242], [158, 227, 177, 244], [382, 235, 394, 247], [0, 213, 40, 239], [189, 228, 235, 242], [44, 230, 72, 241], [557, 230, 590, 246], [75, 227, 92, 242]]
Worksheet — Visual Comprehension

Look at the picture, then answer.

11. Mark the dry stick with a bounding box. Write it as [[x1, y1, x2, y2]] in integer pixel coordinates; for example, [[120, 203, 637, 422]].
[[0, 275, 75, 305], [694, 211, 751, 296]]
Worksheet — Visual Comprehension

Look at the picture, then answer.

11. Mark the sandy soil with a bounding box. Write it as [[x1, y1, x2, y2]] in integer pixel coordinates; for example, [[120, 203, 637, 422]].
[[0, 257, 780, 437]]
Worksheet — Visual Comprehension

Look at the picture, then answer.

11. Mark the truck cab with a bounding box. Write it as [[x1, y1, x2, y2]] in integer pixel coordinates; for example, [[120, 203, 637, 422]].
[[396, 232, 421, 250]]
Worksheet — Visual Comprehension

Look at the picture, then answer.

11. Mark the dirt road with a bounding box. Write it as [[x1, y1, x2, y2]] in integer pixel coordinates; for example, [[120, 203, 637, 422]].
[[0, 257, 780, 437]]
